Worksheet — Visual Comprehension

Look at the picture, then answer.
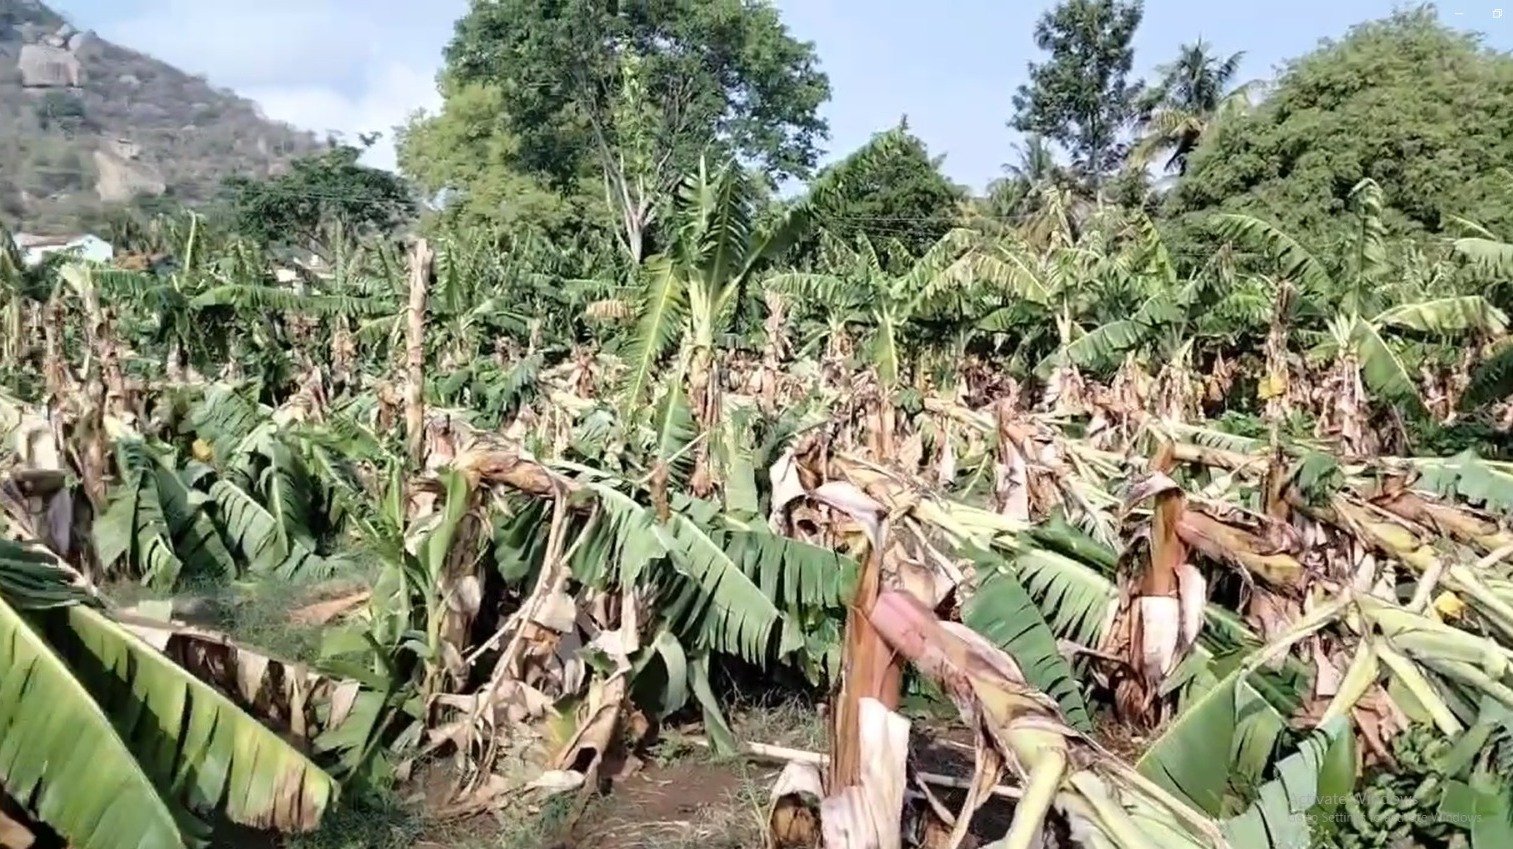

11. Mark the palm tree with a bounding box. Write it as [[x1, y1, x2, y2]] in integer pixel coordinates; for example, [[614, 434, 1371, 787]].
[[985, 135, 1064, 222], [1133, 40, 1252, 175]]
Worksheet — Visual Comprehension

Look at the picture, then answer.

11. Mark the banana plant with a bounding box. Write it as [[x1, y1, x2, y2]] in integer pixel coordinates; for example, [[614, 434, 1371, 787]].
[[0, 536, 336, 849], [1216, 179, 1507, 419], [621, 158, 808, 409], [766, 230, 1005, 390]]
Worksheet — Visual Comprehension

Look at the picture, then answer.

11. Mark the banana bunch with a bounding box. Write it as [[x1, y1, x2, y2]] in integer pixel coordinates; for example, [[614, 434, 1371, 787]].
[[1323, 725, 1464, 849]]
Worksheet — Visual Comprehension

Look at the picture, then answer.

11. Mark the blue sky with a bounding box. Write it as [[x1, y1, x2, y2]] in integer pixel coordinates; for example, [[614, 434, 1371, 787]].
[[45, 0, 1513, 190]]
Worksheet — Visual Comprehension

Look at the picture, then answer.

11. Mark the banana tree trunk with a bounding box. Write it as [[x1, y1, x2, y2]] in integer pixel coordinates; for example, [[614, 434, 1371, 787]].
[[41, 295, 69, 404], [688, 343, 720, 497], [76, 271, 126, 416], [1262, 282, 1294, 423], [804, 484, 906, 795], [685, 293, 723, 496], [165, 339, 185, 383], [405, 239, 434, 467], [830, 536, 904, 791], [758, 291, 787, 415]]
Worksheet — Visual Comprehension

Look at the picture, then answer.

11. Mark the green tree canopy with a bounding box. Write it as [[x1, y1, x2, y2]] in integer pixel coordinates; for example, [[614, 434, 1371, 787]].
[[793, 122, 966, 267], [1010, 0, 1145, 190], [1168, 7, 1513, 249], [441, 0, 829, 184], [222, 143, 416, 247], [406, 0, 830, 261], [396, 81, 606, 238]]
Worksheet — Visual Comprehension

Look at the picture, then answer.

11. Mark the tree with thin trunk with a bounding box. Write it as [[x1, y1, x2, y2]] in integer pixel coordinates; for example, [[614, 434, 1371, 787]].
[[1010, 0, 1145, 192]]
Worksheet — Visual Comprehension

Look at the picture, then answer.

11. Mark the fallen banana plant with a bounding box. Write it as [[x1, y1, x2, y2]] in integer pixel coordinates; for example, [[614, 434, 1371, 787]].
[[0, 537, 337, 849], [869, 589, 1228, 849]]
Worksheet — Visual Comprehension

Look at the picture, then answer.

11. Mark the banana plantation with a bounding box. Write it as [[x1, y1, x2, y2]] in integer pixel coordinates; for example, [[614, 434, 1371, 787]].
[[5, 148, 1513, 849]]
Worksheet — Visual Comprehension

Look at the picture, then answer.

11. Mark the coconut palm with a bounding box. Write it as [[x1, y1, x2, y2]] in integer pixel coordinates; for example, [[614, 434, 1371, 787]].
[[984, 135, 1066, 223], [1133, 40, 1254, 175]]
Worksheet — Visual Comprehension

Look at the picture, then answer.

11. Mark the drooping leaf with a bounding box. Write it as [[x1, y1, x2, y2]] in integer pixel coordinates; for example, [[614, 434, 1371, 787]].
[[1016, 545, 1118, 650], [1212, 213, 1333, 297], [963, 548, 1094, 732], [0, 543, 335, 848], [1221, 717, 1355, 848], [211, 479, 323, 578], [1411, 451, 1513, 515], [1137, 661, 1291, 817], [650, 374, 697, 489], [1456, 237, 1513, 278], [0, 593, 200, 849], [1374, 296, 1508, 337], [1041, 319, 1143, 376], [621, 255, 688, 409], [1351, 316, 1429, 418], [658, 506, 784, 663]]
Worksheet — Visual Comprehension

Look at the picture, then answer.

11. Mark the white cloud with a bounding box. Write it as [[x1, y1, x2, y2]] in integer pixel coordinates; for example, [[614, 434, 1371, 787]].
[[244, 61, 442, 170]]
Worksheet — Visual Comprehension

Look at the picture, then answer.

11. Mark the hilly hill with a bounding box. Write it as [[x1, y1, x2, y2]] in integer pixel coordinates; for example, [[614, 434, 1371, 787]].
[[0, 0, 321, 234]]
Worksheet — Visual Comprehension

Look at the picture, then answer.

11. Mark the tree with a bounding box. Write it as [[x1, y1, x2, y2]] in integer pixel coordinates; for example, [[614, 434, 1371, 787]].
[[1169, 8, 1513, 249], [410, 0, 830, 261], [396, 82, 605, 238], [1132, 40, 1250, 175], [34, 92, 91, 135], [223, 142, 416, 247], [791, 122, 966, 268], [984, 135, 1065, 221], [1010, 0, 1145, 190]]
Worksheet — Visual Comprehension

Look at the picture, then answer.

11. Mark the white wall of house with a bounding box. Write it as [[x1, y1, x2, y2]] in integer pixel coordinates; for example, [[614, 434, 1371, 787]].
[[17, 234, 114, 268]]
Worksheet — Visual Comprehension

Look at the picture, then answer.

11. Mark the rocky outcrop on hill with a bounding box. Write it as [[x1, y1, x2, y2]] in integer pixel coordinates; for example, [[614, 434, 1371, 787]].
[[18, 42, 79, 86], [93, 145, 165, 203], [0, 0, 321, 232], [14, 19, 90, 87]]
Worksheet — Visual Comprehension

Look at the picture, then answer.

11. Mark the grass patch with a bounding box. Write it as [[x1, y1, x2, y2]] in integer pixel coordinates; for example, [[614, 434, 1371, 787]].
[[211, 578, 335, 662], [728, 697, 826, 752], [284, 796, 423, 849], [421, 794, 580, 849], [103, 573, 370, 664]]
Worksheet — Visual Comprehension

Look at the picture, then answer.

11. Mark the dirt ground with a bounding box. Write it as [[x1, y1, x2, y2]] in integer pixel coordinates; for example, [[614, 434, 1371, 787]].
[[139, 580, 1026, 849], [261, 718, 1030, 849], [570, 759, 774, 849]]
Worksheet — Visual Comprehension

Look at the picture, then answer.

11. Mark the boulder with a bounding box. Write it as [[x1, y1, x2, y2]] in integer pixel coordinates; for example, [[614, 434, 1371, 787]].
[[18, 44, 82, 87], [106, 138, 142, 160], [67, 30, 98, 59], [93, 148, 165, 203]]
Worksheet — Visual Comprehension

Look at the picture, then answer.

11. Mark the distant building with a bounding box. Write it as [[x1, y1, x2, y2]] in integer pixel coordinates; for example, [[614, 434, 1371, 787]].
[[11, 233, 114, 268]]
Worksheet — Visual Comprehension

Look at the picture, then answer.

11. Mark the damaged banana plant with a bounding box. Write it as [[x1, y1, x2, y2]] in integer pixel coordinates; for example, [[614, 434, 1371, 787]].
[[0, 536, 338, 849]]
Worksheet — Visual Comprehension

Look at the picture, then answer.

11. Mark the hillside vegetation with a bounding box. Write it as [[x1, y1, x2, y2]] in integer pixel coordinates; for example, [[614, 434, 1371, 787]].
[[0, 0, 318, 233]]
